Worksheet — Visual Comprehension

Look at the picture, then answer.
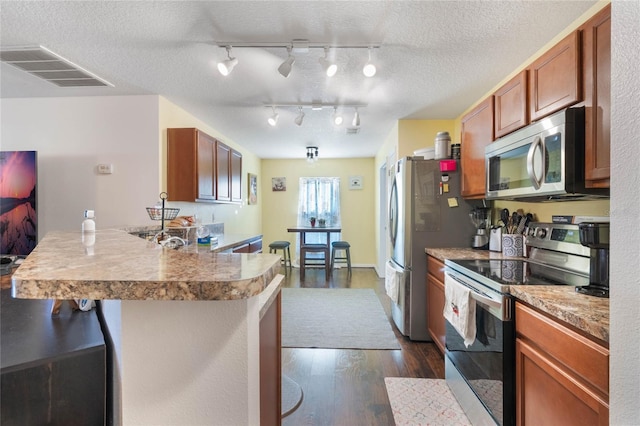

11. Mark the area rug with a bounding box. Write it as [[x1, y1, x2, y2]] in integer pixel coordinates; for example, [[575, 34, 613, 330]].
[[384, 378, 471, 426], [281, 288, 401, 349]]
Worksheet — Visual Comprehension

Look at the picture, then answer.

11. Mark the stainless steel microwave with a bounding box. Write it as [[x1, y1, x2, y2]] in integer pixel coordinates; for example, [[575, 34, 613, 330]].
[[485, 107, 609, 201]]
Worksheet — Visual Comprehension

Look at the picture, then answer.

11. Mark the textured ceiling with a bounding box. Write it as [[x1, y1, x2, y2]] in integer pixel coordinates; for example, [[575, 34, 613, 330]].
[[0, 1, 597, 159]]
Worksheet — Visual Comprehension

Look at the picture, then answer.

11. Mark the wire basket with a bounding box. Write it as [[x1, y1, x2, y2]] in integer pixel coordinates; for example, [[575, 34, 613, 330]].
[[146, 207, 180, 221]]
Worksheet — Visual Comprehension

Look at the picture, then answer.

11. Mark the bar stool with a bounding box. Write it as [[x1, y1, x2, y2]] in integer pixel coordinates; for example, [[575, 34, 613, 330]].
[[300, 244, 330, 280], [268, 241, 292, 273], [331, 241, 352, 276]]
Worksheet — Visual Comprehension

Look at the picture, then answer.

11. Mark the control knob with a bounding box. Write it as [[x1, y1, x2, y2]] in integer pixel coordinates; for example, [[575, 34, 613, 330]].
[[534, 227, 547, 239]]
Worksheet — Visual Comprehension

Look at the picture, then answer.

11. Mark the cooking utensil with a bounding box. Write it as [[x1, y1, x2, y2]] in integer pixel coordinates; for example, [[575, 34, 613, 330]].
[[500, 209, 510, 227], [516, 216, 527, 234]]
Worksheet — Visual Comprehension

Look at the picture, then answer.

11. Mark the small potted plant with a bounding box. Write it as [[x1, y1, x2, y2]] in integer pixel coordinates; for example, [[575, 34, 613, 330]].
[[309, 217, 316, 227], [318, 218, 326, 227]]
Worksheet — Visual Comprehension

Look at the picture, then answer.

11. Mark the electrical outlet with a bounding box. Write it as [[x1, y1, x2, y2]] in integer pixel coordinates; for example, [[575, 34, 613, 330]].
[[97, 163, 113, 174]]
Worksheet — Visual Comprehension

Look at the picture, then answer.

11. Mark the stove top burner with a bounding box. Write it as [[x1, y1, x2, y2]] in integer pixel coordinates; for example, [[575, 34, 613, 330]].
[[445, 258, 589, 293]]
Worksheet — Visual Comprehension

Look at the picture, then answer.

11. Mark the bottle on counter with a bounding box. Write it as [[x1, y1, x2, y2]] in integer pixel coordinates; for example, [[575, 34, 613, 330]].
[[82, 210, 96, 233]]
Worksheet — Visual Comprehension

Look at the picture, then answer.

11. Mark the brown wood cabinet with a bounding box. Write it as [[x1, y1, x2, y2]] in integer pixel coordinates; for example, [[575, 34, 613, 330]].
[[167, 128, 242, 203], [582, 4, 611, 188], [231, 237, 262, 254], [494, 70, 529, 138], [260, 289, 282, 426], [461, 96, 494, 198], [426, 255, 446, 354], [528, 31, 582, 121], [515, 302, 609, 426]]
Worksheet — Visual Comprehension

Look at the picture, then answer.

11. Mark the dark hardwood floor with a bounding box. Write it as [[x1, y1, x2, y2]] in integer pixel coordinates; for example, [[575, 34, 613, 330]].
[[280, 266, 445, 426]]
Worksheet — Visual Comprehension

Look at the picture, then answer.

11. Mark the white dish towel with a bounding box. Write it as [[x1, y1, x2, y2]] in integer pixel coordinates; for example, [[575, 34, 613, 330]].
[[443, 274, 477, 347], [385, 262, 401, 304]]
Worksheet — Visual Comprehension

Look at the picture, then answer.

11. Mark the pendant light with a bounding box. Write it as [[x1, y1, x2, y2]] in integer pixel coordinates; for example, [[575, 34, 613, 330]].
[[217, 46, 238, 76]]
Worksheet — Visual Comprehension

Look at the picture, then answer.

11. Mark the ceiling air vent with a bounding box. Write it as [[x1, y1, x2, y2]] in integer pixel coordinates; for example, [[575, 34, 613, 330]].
[[346, 127, 360, 135], [0, 45, 113, 88]]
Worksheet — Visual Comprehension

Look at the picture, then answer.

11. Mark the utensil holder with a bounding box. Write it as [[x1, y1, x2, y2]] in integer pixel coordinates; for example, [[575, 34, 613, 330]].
[[502, 234, 524, 257]]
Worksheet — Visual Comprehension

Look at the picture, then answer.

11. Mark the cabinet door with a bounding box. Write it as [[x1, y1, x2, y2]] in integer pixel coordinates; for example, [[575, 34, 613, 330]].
[[494, 70, 529, 138], [232, 243, 249, 253], [196, 131, 216, 201], [529, 31, 581, 121], [249, 238, 263, 253], [216, 141, 231, 202], [231, 149, 243, 203], [426, 255, 445, 354], [461, 97, 494, 198], [582, 4, 611, 187]]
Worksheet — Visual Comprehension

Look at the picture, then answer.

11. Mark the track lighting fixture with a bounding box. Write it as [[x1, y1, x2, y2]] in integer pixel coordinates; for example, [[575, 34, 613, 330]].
[[362, 47, 377, 77], [267, 107, 279, 126], [278, 46, 295, 78], [217, 46, 238, 76], [352, 108, 361, 127], [332, 107, 343, 126], [306, 146, 319, 163], [294, 107, 305, 126], [318, 47, 338, 77]]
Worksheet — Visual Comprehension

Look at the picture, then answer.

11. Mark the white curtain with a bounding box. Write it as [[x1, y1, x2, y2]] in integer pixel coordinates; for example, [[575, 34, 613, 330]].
[[295, 177, 342, 261]]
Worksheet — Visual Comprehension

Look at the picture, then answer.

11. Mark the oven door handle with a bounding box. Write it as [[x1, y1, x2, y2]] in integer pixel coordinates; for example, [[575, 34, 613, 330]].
[[445, 272, 502, 311]]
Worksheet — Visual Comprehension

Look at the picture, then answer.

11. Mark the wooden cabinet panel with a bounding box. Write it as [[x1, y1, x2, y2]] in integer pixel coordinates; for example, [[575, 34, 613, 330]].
[[167, 128, 217, 202], [216, 141, 231, 202], [494, 70, 529, 138], [260, 290, 281, 426], [515, 302, 609, 426], [232, 243, 249, 253], [249, 238, 263, 253], [529, 31, 581, 121], [461, 97, 494, 198], [231, 149, 243, 202], [426, 255, 445, 354], [582, 4, 611, 187]]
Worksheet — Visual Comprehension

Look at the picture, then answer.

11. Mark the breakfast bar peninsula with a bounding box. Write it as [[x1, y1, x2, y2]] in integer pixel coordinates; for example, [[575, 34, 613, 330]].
[[11, 229, 283, 426]]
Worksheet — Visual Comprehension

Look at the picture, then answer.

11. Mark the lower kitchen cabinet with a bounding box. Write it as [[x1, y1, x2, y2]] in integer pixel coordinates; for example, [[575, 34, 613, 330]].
[[426, 255, 446, 354], [515, 302, 609, 426], [231, 237, 262, 254]]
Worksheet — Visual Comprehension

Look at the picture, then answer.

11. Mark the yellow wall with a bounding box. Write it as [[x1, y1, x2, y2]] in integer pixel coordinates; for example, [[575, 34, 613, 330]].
[[398, 119, 457, 158], [261, 158, 376, 265], [157, 97, 262, 235]]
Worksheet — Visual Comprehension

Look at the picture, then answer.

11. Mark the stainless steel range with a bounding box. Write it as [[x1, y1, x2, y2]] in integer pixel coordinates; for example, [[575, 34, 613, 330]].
[[444, 222, 591, 426]]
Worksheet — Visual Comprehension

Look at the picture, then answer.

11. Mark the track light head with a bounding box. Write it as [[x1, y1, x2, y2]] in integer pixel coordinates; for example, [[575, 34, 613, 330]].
[[352, 109, 361, 127], [294, 107, 305, 126], [332, 107, 343, 126], [267, 107, 279, 126], [363, 47, 376, 77], [218, 46, 237, 76], [278, 46, 295, 78], [319, 47, 337, 77]]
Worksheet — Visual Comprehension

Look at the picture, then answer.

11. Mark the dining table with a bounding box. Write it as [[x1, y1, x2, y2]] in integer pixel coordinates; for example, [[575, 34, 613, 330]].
[[287, 226, 342, 279]]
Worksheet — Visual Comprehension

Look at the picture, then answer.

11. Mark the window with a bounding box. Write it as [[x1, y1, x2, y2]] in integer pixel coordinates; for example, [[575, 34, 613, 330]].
[[295, 177, 342, 257]]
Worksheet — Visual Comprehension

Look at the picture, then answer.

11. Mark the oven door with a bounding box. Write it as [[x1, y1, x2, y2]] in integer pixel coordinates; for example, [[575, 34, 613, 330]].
[[444, 270, 515, 426]]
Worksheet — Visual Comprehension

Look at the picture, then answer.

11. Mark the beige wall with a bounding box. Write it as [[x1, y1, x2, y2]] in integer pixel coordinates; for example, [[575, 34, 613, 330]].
[[261, 158, 376, 265], [158, 97, 262, 235], [398, 119, 457, 158]]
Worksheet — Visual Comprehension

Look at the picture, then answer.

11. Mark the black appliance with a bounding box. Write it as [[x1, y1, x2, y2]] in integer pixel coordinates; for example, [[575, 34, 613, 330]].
[[444, 222, 591, 425]]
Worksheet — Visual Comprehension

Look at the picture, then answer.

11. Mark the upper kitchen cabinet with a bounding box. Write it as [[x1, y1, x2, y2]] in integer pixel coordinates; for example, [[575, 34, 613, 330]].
[[494, 70, 529, 138], [167, 128, 216, 202], [529, 31, 582, 121], [215, 141, 243, 203], [581, 4, 611, 188], [167, 128, 243, 204], [461, 96, 494, 198]]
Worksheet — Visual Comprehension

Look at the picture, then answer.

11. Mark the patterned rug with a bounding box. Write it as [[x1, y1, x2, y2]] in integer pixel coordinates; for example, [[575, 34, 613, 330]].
[[384, 378, 471, 426]]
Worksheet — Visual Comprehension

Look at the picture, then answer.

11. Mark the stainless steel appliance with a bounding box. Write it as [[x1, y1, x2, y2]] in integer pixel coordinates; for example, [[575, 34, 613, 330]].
[[485, 107, 609, 201], [578, 222, 610, 298], [388, 157, 479, 341], [444, 222, 591, 426], [470, 206, 490, 250]]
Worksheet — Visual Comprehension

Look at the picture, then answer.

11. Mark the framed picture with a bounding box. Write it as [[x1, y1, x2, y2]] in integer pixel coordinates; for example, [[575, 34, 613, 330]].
[[248, 173, 258, 205], [272, 177, 286, 192], [349, 175, 363, 190]]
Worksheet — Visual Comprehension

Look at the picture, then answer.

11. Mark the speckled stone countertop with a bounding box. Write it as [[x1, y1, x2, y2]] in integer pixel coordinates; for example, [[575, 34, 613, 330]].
[[12, 229, 282, 301], [426, 247, 609, 344]]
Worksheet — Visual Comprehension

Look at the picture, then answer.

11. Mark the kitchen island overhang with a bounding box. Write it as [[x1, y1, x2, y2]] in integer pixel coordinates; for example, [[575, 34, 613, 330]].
[[11, 229, 284, 426]]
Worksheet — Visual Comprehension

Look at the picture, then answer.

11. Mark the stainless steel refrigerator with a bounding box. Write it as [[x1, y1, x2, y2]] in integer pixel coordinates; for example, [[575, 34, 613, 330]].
[[387, 157, 480, 341]]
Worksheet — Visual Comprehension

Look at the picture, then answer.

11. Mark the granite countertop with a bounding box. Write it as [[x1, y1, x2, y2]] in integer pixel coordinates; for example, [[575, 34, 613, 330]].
[[426, 247, 609, 344], [12, 229, 281, 301]]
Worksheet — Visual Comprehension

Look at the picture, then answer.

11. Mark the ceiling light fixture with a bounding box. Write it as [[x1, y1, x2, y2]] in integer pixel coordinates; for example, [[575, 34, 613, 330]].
[[267, 107, 279, 126], [306, 146, 319, 163], [278, 46, 295, 78], [217, 46, 238, 76], [319, 47, 338, 77], [352, 108, 361, 127], [294, 107, 305, 126], [362, 47, 377, 77], [333, 107, 343, 126]]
